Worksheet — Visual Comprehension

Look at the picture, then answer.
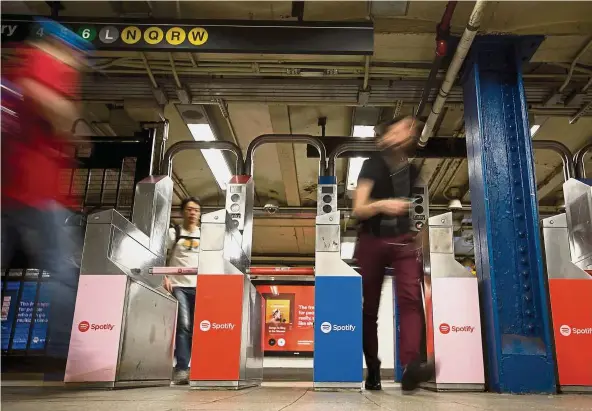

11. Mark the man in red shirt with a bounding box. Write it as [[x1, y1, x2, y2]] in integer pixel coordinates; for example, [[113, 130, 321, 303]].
[[1, 18, 92, 368]]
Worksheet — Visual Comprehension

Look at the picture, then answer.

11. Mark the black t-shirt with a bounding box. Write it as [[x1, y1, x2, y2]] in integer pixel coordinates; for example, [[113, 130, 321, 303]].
[[357, 153, 417, 237]]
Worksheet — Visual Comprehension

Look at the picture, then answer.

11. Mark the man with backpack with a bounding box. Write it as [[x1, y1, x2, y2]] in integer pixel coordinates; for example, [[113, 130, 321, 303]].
[[353, 116, 435, 392], [164, 197, 201, 385]]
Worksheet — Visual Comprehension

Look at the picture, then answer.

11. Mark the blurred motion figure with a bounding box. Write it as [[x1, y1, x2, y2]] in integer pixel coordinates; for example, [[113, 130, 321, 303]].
[[353, 116, 435, 392], [1, 18, 92, 369]]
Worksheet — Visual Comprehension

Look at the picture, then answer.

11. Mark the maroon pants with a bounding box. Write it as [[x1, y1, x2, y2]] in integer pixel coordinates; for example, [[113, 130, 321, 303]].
[[355, 232, 423, 370]]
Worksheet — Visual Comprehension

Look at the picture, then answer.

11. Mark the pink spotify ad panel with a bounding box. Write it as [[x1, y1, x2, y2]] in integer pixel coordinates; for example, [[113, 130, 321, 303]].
[[431, 277, 485, 384], [65, 275, 127, 383]]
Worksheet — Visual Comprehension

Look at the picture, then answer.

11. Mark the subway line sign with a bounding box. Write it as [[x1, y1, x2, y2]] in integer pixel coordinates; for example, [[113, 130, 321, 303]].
[[1, 15, 373, 55]]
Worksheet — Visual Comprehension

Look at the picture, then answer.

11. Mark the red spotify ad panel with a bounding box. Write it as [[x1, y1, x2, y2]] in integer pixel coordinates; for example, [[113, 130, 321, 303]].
[[190, 275, 245, 381], [548, 279, 592, 387], [256, 285, 314, 354]]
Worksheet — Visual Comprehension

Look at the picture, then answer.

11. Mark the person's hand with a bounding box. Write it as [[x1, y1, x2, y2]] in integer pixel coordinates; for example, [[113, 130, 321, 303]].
[[163, 276, 173, 293], [378, 199, 411, 216]]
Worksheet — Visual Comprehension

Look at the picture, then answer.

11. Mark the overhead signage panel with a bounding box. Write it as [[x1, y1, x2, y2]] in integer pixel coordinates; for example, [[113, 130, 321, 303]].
[[1, 15, 374, 55]]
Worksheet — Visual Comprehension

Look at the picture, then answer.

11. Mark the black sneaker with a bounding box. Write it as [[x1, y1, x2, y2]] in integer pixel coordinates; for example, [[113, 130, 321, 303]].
[[401, 360, 435, 392], [172, 369, 189, 385], [365, 366, 382, 391]]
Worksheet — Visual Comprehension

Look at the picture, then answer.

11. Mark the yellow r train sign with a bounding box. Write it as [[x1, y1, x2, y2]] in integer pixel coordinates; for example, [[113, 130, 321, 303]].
[[166, 27, 186, 45]]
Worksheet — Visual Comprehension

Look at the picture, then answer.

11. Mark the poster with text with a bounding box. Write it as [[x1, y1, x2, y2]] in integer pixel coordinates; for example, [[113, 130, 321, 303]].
[[256, 285, 314, 354]]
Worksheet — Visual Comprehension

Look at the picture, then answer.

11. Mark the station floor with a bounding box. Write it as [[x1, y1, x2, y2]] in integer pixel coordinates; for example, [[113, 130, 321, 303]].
[[2, 382, 592, 411]]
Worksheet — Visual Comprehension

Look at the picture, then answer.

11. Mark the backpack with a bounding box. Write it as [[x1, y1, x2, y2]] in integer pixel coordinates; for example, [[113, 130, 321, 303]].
[[166, 224, 182, 266], [166, 225, 200, 266]]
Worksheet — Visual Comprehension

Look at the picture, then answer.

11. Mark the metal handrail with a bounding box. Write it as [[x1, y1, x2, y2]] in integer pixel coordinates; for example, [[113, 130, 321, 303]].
[[245, 134, 327, 176], [573, 142, 592, 179], [327, 141, 380, 177], [160, 140, 245, 177], [532, 140, 575, 181], [327, 140, 575, 182]]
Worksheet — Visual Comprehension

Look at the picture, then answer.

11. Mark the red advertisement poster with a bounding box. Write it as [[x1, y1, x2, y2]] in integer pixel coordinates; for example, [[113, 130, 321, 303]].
[[256, 285, 314, 354]]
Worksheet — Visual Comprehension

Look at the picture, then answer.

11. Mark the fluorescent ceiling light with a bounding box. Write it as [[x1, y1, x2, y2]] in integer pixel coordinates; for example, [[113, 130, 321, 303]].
[[353, 125, 375, 138], [187, 124, 232, 190], [346, 125, 374, 190], [530, 124, 540, 137]]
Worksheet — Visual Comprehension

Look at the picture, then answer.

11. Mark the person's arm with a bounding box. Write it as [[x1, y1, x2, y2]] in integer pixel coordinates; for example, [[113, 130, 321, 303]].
[[353, 179, 384, 220]]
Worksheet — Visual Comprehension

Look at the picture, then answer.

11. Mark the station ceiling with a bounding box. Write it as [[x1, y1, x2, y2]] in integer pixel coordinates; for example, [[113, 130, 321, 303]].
[[3, 1, 591, 260]]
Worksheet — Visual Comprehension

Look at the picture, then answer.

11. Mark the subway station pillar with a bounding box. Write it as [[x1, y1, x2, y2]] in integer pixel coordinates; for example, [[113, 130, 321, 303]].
[[462, 36, 556, 393]]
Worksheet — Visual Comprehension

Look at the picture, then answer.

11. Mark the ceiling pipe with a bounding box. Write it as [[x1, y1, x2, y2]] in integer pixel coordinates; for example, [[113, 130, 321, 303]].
[[558, 37, 592, 94], [419, 0, 488, 147], [416, 1, 457, 119]]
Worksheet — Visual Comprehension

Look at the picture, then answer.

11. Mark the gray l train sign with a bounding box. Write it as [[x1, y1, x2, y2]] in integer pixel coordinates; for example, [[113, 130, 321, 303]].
[[1, 15, 374, 55]]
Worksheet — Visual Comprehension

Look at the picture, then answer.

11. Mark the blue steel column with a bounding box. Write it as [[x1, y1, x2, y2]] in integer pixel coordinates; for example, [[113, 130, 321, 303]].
[[462, 36, 556, 393]]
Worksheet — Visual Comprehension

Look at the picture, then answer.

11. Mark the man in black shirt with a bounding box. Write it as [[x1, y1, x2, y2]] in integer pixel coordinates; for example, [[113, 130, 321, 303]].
[[354, 116, 434, 392]]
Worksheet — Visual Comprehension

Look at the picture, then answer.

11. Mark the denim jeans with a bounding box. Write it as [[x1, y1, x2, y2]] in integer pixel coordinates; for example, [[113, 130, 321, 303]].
[[1, 201, 79, 359], [172, 287, 196, 371]]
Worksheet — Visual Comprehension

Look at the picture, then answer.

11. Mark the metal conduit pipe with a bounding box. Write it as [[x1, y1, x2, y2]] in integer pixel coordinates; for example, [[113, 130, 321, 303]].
[[161, 140, 245, 177], [558, 37, 592, 93], [327, 142, 381, 176], [419, 0, 488, 147], [245, 134, 327, 176], [532, 140, 575, 181], [574, 142, 592, 179]]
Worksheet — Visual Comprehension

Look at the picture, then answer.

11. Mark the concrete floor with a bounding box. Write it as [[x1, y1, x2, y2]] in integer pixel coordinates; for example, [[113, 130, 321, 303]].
[[2, 384, 592, 411]]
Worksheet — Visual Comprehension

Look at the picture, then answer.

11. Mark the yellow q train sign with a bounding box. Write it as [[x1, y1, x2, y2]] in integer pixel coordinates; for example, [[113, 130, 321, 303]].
[[144, 26, 164, 45]]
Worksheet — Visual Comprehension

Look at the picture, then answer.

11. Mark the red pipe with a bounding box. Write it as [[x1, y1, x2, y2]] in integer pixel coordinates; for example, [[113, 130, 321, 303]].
[[248, 267, 315, 276], [436, 1, 457, 57], [416, 0, 457, 118]]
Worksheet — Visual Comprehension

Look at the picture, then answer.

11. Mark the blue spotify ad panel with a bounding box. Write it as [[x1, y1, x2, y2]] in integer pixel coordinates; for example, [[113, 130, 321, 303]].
[[313, 276, 363, 383]]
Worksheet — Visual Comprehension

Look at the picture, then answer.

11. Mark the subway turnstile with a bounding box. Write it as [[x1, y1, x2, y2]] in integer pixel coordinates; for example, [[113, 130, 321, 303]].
[[189, 176, 263, 389], [313, 176, 363, 390], [64, 176, 178, 388], [543, 178, 592, 392], [422, 212, 485, 391]]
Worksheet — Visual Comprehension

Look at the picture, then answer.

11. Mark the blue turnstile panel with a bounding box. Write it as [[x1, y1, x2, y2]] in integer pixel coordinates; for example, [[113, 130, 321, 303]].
[[313, 276, 363, 383]]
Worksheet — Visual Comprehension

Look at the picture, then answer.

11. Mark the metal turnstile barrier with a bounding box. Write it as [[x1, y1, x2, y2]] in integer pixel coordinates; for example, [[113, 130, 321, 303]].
[[313, 174, 363, 390], [64, 176, 178, 388], [422, 212, 485, 392], [160, 140, 263, 389], [543, 178, 592, 392], [189, 177, 263, 390]]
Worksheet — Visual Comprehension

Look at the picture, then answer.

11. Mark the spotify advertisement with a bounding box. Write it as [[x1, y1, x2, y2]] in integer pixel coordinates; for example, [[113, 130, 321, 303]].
[[256, 285, 314, 356]]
